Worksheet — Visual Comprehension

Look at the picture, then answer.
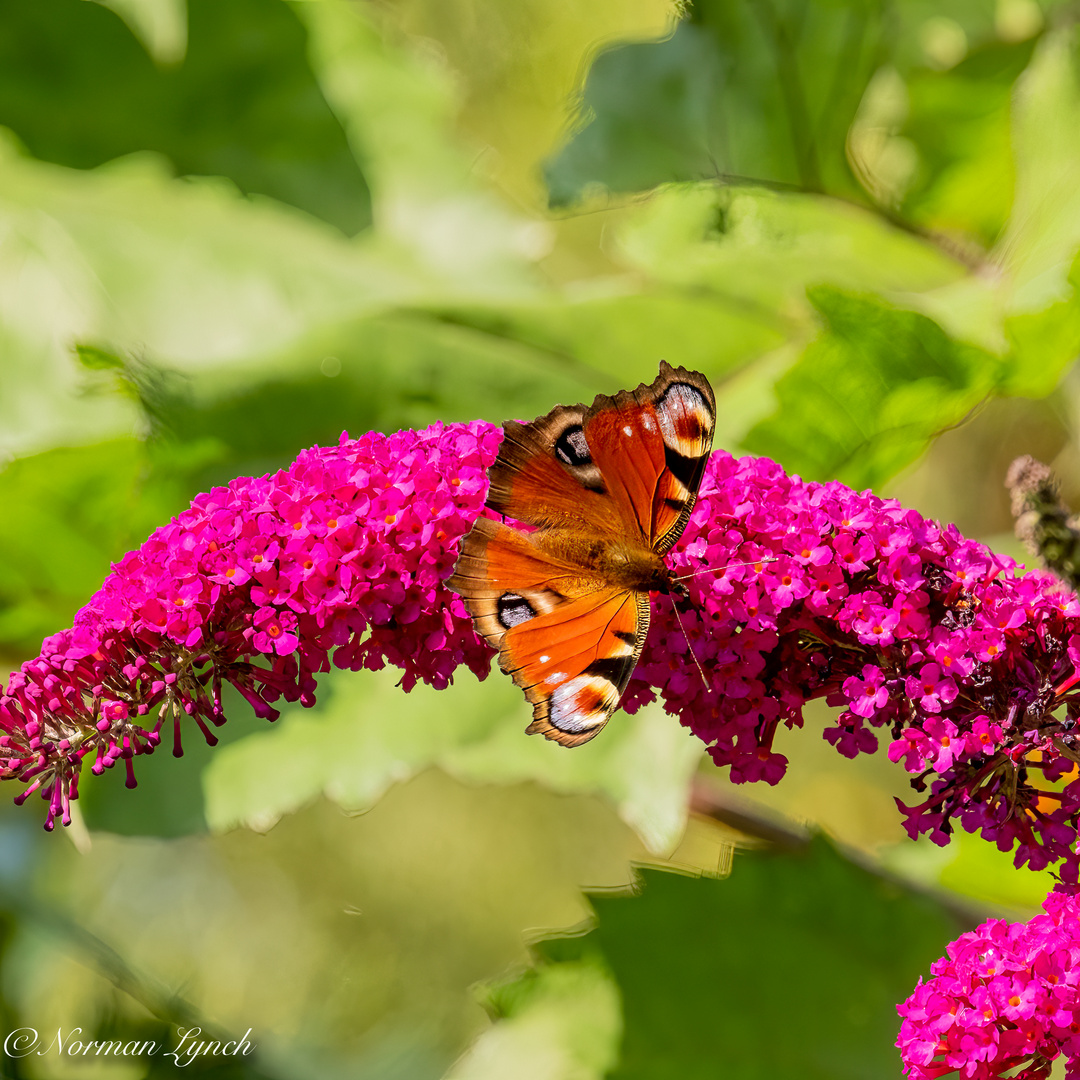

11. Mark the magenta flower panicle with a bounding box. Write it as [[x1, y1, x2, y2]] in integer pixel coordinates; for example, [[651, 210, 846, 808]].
[[616, 452, 1080, 883], [897, 889, 1080, 1079], [4, 423, 1080, 889], [0, 422, 499, 829]]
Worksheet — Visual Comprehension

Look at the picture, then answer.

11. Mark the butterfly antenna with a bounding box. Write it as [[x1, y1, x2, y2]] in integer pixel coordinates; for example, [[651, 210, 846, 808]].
[[669, 595, 711, 692], [667, 554, 780, 690], [672, 556, 777, 582]]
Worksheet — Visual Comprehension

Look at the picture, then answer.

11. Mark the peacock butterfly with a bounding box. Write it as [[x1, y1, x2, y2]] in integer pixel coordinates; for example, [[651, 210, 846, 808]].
[[449, 362, 716, 746]]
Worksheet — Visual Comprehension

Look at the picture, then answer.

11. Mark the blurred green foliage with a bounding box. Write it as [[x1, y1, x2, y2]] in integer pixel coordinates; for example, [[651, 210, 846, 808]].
[[547, 0, 887, 203], [0, 0, 370, 232], [743, 286, 1004, 487], [459, 839, 964, 1080], [2, 0, 1080, 1076]]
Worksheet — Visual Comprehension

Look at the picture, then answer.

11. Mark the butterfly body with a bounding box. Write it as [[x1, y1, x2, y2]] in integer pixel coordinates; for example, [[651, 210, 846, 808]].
[[532, 530, 679, 595], [450, 363, 715, 746]]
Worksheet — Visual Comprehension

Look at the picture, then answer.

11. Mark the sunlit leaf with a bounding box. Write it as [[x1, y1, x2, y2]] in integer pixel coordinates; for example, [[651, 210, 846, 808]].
[[295, 0, 548, 287], [998, 28, 1080, 310], [1001, 253, 1080, 397], [203, 665, 703, 855], [741, 286, 1003, 486], [611, 184, 963, 321], [0, 140, 412, 458], [342, 0, 674, 208], [480, 838, 964, 1080], [447, 957, 621, 1080], [12, 775, 644, 1080]]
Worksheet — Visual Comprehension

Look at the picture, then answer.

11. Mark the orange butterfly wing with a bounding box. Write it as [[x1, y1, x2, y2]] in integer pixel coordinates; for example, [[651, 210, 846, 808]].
[[450, 362, 715, 745], [485, 403, 623, 534], [506, 588, 649, 746], [583, 368, 715, 553], [450, 518, 650, 746]]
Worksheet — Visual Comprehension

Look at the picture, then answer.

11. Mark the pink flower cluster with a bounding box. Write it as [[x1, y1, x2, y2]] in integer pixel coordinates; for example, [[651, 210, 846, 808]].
[[4, 422, 1080, 886], [0, 422, 498, 829], [626, 452, 1080, 881], [897, 890, 1080, 1079]]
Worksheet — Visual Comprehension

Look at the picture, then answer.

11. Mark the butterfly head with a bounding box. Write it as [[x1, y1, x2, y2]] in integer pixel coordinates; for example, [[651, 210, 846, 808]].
[[649, 560, 691, 602], [667, 575, 690, 600], [597, 541, 686, 599]]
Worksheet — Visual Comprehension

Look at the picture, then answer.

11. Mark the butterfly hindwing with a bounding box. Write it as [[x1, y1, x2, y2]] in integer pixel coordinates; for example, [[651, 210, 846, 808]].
[[450, 516, 596, 652], [449, 518, 650, 746], [511, 588, 650, 746]]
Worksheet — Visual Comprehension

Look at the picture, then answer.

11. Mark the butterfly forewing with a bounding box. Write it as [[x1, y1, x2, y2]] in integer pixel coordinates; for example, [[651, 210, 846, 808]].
[[485, 406, 622, 534], [583, 364, 715, 553]]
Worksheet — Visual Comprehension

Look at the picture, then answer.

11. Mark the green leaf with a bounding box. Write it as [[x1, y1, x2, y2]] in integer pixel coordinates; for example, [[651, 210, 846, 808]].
[[0, 0, 370, 233], [897, 39, 1037, 247], [125, 311, 603, 493], [546, 0, 889, 205], [882, 831, 1055, 914], [590, 182, 969, 455], [544, 24, 724, 206], [742, 286, 1003, 486], [446, 957, 621, 1080], [203, 665, 703, 856], [414, 290, 789, 434], [0, 437, 217, 653], [483, 838, 964, 1080], [73, 342, 127, 372]]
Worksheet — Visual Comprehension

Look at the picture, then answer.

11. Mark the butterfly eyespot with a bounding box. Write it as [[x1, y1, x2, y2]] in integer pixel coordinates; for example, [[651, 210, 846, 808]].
[[497, 593, 536, 629], [657, 383, 712, 443], [554, 425, 591, 467], [550, 675, 617, 733]]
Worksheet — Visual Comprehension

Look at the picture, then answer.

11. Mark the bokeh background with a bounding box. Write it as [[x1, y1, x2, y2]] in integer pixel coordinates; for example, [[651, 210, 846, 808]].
[[1, 0, 1080, 1076]]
